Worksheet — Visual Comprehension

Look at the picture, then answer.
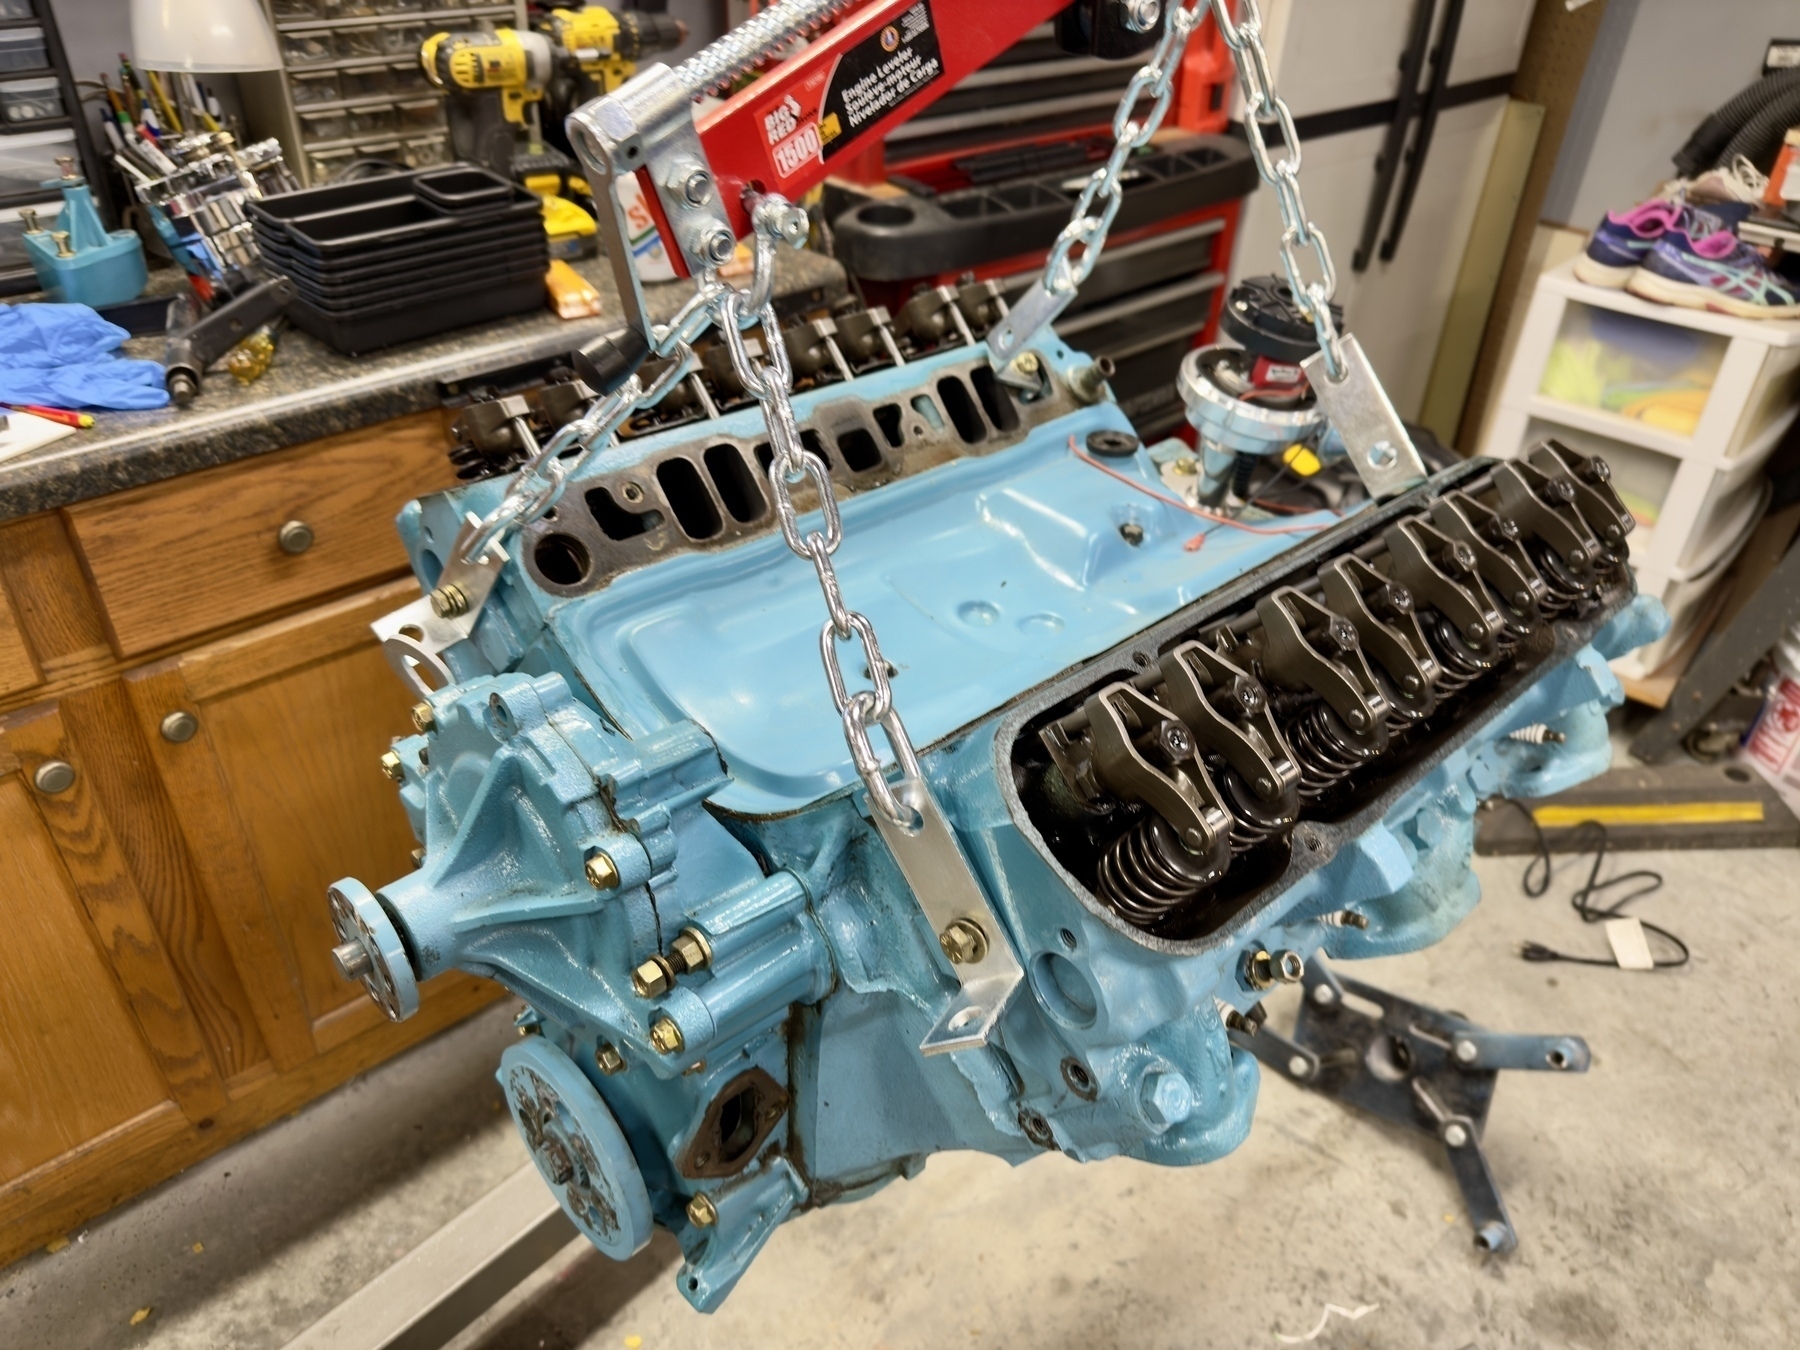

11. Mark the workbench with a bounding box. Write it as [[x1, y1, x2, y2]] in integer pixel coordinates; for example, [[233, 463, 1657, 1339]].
[[0, 250, 846, 1266]]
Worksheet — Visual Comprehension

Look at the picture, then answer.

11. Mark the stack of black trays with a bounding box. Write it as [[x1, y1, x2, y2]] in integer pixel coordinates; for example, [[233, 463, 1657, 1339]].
[[248, 166, 548, 355]]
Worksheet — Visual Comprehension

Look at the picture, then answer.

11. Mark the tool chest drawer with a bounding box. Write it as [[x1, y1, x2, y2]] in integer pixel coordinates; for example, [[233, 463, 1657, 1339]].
[[63, 412, 456, 657]]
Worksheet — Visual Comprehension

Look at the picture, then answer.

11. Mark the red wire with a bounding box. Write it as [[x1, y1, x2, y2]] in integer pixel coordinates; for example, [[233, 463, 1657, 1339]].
[[1068, 437, 1332, 551]]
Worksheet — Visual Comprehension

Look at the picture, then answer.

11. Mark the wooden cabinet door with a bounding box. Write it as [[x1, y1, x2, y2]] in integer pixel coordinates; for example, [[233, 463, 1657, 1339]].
[[123, 578, 488, 1057], [0, 720, 221, 1185]]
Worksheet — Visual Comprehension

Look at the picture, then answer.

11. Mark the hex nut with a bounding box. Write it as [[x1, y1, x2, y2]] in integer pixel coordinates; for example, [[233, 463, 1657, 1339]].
[[411, 846, 426, 868], [938, 918, 989, 965], [670, 928, 712, 973], [160, 710, 199, 743], [410, 701, 436, 733], [686, 1193, 717, 1227], [632, 955, 674, 999], [595, 1042, 626, 1075], [429, 583, 469, 618], [585, 852, 620, 890], [379, 749, 405, 782], [32, 759, 75, 794], [649, 1016, 684, 1054]]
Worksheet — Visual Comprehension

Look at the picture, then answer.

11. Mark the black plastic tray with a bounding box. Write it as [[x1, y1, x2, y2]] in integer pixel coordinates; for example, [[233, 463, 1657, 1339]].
[[287, 271, 547, 355], [291, 256, 548, 314], [254, 209, 544, 274], [248, 165, 544, 261], [257, 232, 543, 295]]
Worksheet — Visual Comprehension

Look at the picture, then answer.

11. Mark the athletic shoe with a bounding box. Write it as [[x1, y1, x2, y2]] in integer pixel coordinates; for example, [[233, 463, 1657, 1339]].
[[1627, 226, 1800, 319], [1664, 154, 1771, 207], [1574, 198, 1718, 288]]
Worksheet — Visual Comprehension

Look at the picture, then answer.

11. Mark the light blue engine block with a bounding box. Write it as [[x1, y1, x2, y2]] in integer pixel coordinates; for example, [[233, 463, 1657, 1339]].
[[328, 336, 1666, 1309]]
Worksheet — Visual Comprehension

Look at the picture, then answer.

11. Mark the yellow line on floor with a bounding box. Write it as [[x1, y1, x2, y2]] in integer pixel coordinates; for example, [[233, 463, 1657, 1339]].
[[1533, 801, 1764, 827]]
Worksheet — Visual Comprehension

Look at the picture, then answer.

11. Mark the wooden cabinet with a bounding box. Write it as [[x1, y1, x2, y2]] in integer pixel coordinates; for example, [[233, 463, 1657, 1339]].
[[0, 415, 500, 1267]]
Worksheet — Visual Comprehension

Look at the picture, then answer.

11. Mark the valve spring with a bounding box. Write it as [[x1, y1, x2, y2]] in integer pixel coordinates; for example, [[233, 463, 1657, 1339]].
[[1285, 703, 1370, 801], [1220, 770, 1294, 853], [1421, 611, 1488, 695], [1531, 546, 1590, 618], [1096, 815, 1221, 927]]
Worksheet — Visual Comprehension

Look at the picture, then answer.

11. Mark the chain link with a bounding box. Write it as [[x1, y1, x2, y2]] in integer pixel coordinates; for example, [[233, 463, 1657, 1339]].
[[1040, 0, 1199, 298], [1206, 0, 1345, 380], [716, 247, 922, 833]]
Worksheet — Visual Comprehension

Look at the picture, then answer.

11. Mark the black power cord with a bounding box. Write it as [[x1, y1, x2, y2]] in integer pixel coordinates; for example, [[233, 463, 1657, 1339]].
[[1496, 800, 1689, 970]]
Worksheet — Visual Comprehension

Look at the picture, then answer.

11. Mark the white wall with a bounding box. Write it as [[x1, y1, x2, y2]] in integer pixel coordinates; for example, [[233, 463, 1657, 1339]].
[[1544, 0, 1797, 227]]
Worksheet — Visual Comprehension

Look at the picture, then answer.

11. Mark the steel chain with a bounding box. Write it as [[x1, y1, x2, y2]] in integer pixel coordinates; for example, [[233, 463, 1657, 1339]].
[[716, 246, 923, 833], [1040, 0, 1199, 297], [1206, 0, 1346, 379]]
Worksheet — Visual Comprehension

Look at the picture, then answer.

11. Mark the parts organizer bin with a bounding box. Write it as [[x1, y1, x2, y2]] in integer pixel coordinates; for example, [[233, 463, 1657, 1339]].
[[1481, 257, 1800, 697], [248, 164, 545, 353], [0, 75, 62, 123], [0, 25, 45, 72]]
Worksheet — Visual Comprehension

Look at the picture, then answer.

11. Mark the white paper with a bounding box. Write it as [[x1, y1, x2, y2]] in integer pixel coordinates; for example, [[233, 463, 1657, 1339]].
[[0, 410, 77, 465], [1605, 916, 1655, 970]]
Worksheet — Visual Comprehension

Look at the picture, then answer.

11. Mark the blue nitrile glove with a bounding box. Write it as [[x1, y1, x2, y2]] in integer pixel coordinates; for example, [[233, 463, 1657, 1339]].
[[0, 302, 171, 410]]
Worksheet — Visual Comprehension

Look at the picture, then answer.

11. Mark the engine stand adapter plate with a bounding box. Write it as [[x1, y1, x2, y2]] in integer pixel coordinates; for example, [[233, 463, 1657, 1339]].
[[499, 1037, 652, 1260], [1232, 960, 1590, 1254]]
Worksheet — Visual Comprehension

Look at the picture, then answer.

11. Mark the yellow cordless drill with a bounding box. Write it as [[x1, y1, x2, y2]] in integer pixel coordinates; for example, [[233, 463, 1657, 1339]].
[[422, 8, 685, 181]]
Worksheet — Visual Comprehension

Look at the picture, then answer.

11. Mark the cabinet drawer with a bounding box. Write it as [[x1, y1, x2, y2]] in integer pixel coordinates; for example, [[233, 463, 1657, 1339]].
[[64, 412, 456, 657]]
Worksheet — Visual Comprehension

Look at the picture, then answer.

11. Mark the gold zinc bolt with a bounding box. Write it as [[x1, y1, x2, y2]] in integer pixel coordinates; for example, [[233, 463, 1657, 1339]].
[[686, 1193, 717, 1227], [595, 1042, 626, 1075], [410, 701, 436, 733], [585, 851, 620, 890], [938, 918, 989, 965], [649, 1015, 684, 1054], [379, 749, 405, 782]]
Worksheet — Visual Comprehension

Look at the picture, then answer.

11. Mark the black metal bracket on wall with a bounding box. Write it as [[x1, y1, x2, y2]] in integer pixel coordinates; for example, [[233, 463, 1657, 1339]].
[[1351, 0, 1469, 271]]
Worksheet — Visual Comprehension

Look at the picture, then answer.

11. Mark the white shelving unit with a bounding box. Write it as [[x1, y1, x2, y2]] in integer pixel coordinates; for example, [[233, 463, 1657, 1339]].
[[1479, 257, 1800, 688]]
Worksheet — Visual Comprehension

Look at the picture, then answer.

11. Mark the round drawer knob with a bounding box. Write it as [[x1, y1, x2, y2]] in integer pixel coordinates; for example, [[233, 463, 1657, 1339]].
[[161, 710, 199, 743], [33, 760, 75, 794], [278, 520, 315, 555]]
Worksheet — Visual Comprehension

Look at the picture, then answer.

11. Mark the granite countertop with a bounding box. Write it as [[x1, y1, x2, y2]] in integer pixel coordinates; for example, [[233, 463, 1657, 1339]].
[[0, 249, 846, 523]]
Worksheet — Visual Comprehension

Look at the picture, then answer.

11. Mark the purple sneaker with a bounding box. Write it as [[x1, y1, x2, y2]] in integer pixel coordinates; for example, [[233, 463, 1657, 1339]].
[[1628, 226, 1800, 319], [1575, 198, 1690, 288]]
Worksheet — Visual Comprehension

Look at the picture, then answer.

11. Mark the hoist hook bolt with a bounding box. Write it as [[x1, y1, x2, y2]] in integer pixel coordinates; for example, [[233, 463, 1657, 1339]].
[[1121, 0, 1161, 32], [650, 1016, 685, 1054], [1442, 1121, 1471, 1149], [410, 701, 436, 733], [379, 749, 405, 782], [686, 1193, 717, 1227], [585, 851, 620, 890], [1246, 947, 1305, 990], [1453, 1038, 1479, 1064], [429, 583, 469, 618], [939, 918, 989, 965], [702, 228, 737, 265]]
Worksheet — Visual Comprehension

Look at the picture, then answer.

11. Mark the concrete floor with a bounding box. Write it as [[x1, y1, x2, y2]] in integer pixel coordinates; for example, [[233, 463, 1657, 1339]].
[[3, 845, 1795, 1350]]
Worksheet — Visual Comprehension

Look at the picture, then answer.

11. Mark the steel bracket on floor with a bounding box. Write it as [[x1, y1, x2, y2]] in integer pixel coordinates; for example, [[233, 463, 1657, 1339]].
[[1230, 960, 1589, 1254]]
